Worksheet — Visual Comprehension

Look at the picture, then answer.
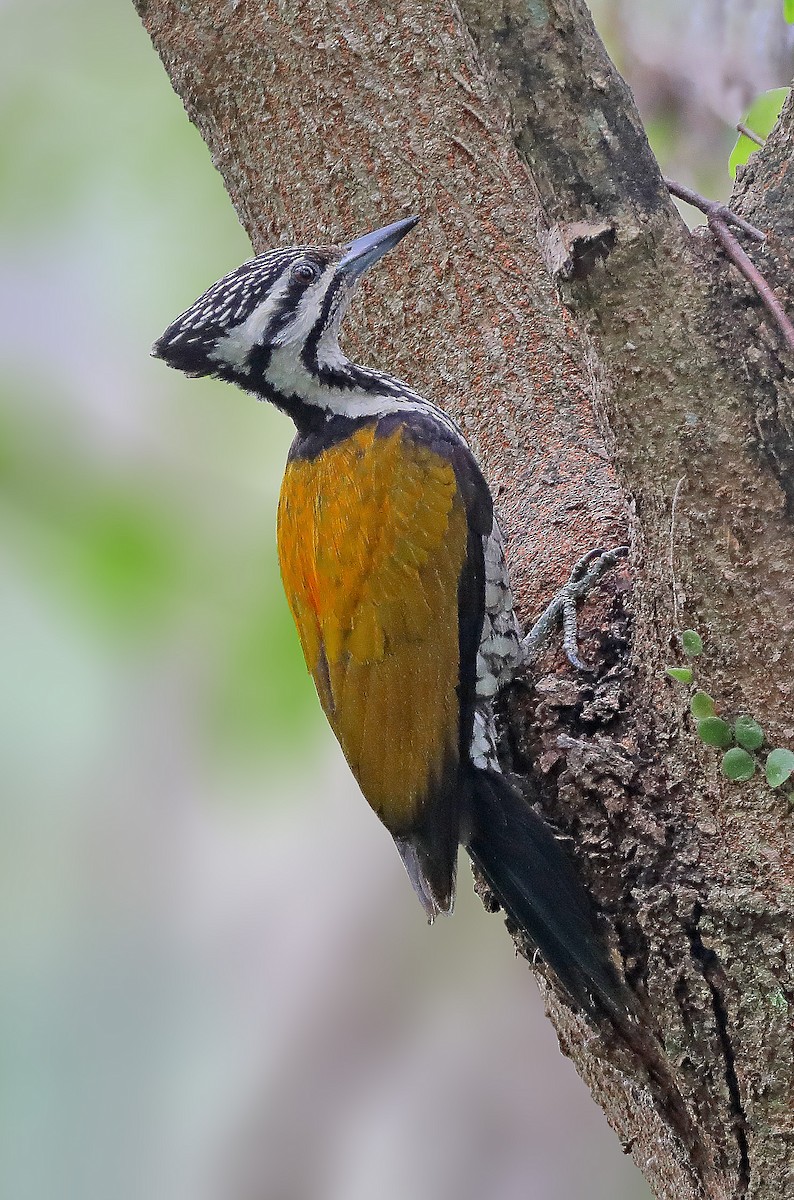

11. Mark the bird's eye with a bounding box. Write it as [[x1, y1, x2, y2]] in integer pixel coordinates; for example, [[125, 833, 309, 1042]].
[[291, 261, 320, 284]]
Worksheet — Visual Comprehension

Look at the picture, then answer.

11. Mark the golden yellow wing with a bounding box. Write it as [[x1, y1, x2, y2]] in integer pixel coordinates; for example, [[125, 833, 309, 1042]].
[[276, 421, 469, 844]]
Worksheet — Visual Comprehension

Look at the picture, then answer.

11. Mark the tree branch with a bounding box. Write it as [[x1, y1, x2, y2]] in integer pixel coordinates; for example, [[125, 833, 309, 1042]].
[[735, 121, 765, 148], [664, 180, 766, 242], [664, 178, 794, 354]]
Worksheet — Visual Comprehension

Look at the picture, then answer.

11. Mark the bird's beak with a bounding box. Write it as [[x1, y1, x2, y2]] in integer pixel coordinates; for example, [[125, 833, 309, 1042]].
[[338, 215, 419, 281]]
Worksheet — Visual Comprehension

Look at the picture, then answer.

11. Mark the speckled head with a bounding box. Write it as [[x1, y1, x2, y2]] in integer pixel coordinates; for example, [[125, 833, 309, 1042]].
[[151, 216, 419, 392]]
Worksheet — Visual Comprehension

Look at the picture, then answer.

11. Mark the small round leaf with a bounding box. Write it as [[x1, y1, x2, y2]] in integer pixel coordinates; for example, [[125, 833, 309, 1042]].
[[681, 630, 704, 657], [690, 691, 715, 719], [765, 748, 794, 789], [734, 716, 764, 751], [697, 717, 733, 748], [721, 748, 755, 782], [666, 667, 693, 684]]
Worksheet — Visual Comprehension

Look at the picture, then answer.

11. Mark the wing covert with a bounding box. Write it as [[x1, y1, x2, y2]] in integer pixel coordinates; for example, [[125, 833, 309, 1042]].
[[277, 421, 470, 835]]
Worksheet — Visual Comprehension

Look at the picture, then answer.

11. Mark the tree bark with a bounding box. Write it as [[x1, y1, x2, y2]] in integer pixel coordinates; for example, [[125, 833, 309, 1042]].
[[132, 2, 794, 1196]]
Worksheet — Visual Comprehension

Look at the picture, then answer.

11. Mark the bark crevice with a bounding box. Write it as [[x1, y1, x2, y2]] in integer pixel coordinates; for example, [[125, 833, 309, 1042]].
[[685, 907, 750, 1197]]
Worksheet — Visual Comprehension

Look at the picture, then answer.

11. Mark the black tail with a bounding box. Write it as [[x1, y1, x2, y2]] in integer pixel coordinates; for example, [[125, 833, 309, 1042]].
[[465, 768, 629, 1021]]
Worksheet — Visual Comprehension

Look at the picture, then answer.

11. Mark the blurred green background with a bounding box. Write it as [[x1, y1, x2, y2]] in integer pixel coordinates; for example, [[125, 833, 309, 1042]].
[[1, 2, 790, 1198]]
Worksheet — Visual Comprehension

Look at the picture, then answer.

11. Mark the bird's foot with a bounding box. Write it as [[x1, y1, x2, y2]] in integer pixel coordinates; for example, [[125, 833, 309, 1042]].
[[521, 545, 629, 671]]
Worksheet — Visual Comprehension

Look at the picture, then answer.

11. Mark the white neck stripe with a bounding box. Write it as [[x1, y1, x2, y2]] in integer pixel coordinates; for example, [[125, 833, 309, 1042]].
[[263, 348, 462, 433]]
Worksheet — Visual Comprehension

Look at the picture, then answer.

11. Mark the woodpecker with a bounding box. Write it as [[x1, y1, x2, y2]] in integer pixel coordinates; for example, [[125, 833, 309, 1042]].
[[153, 216, 627, 1019]]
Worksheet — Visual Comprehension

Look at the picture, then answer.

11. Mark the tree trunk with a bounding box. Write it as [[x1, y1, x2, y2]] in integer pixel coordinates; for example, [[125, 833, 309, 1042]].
[[132, 2, 794, 1196]]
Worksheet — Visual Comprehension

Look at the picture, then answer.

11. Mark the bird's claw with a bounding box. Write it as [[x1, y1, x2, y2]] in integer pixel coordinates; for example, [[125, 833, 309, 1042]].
[[522, 545, 629, 671]]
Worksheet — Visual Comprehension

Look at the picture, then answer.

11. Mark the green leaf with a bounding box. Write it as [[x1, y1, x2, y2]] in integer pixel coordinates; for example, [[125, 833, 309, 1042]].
[[734, 716, 764, 751], [721, 748, 756, 782], [729, 88, 789, 177], [666, 667, 693, 684], [765, 748, 794, 788], [785, 0, 794, 23], [697, 717, 734, 748], [681, 629, 704, 657], [690, 691, 715, 718]]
